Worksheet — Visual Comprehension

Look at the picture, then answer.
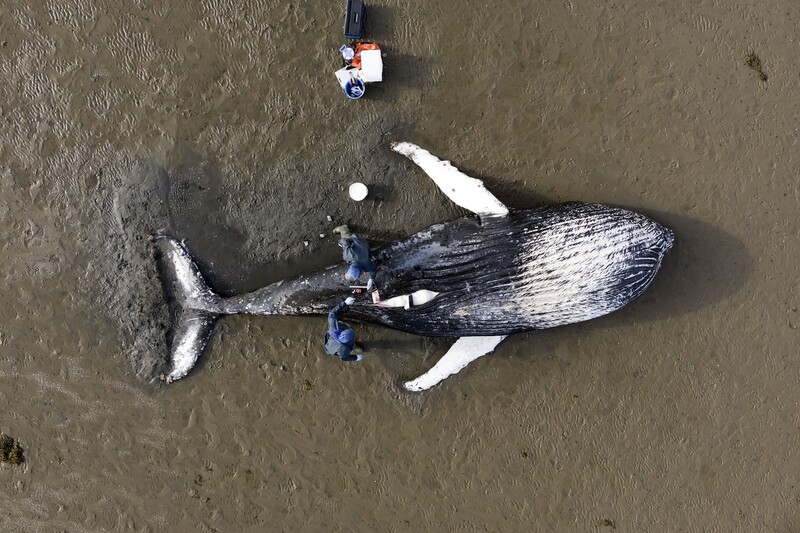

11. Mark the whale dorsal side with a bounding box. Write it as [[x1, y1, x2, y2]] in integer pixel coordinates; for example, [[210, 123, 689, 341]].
[[391, 142, 509, 218]]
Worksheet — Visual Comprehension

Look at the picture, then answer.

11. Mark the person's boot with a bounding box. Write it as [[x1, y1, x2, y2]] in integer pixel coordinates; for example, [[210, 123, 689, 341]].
[[333, 225, 352, 238]]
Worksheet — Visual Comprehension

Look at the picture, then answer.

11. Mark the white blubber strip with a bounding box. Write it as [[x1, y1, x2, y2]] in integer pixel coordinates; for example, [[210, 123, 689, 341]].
[[403, 335, 507, 392], [391, 142, 509, 217], [376, 289, 440, 308], [408, 289, 438, 305]]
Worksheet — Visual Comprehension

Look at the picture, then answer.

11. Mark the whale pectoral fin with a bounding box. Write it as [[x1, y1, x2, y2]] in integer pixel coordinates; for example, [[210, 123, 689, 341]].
[[403, 335, 508, 392], [391, 142, 509, 218]]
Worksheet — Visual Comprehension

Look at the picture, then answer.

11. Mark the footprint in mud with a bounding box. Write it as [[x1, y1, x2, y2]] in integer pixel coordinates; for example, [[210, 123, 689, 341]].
[[691, 13, 720, 32]]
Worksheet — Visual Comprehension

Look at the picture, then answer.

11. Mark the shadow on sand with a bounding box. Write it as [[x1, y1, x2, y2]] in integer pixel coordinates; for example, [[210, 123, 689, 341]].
[[367, 209, 752, 387]]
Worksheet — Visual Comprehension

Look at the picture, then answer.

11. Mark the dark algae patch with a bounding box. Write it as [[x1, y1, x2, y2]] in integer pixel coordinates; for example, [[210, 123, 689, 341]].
[[745, 52, 768, 81], [0, 434, 24, 465]]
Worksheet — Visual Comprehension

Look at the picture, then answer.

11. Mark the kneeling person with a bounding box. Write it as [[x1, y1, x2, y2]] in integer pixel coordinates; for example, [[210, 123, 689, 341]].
[[324, 297, 363, 362], [334, 225, 378, 291]]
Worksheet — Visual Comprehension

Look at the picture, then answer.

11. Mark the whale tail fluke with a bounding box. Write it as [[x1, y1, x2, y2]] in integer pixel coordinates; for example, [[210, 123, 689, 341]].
[[150, 234, 222, 383]]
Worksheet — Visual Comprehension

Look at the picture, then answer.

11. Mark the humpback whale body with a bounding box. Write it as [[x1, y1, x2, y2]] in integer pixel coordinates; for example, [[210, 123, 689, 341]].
[[153, 142, 674, 391]]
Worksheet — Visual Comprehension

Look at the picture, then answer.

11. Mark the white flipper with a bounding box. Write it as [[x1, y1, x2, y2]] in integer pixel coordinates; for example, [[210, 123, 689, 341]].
[[391, 142, 509, 218], [403, 335, 507, 392]]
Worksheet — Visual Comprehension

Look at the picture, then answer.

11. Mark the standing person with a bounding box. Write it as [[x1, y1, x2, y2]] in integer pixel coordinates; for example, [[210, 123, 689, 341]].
[[324, 297, 363, 362], [333, 224, 378, 291]]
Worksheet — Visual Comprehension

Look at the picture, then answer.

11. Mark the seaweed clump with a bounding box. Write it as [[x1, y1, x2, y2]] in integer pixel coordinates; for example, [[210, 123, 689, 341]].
[[0, 434, 25, 465], [745, 52, 768, 81]]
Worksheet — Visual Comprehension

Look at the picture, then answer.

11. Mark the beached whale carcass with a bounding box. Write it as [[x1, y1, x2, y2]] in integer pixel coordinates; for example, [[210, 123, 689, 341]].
[[152, 142, 674, 391]]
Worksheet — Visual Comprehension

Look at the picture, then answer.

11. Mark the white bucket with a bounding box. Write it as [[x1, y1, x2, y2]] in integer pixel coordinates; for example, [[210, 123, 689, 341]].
[[349, 182, 368, 201]]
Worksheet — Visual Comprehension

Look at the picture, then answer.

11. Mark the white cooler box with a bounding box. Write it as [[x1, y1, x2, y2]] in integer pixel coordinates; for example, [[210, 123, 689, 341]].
[[359, 50, 383, 83]]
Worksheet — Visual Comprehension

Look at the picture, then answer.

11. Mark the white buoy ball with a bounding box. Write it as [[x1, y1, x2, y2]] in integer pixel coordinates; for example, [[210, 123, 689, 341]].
[[349, 182, 368, 201]]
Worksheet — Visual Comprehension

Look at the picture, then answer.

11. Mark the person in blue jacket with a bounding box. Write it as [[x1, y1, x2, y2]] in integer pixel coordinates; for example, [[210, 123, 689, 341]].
[[333, 225, 378, 291], [324, 297, 364, 362]]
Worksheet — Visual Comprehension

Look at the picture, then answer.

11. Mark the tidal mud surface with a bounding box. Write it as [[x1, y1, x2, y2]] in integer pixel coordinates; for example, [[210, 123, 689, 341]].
[[0, 0, 798, 530]]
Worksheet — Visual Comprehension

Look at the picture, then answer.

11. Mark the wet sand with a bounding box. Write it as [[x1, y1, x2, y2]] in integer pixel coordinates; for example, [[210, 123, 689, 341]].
[[1, 0, 798, 530]]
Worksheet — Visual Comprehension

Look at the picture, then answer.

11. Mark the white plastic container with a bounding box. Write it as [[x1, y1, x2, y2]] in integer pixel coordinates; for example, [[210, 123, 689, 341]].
[[359, 50, 383, 82], [349, 182, 368, 201]]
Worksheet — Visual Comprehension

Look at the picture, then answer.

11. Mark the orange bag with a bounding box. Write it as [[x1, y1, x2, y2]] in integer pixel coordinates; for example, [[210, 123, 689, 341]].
[[351, 43, 381, 69]]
